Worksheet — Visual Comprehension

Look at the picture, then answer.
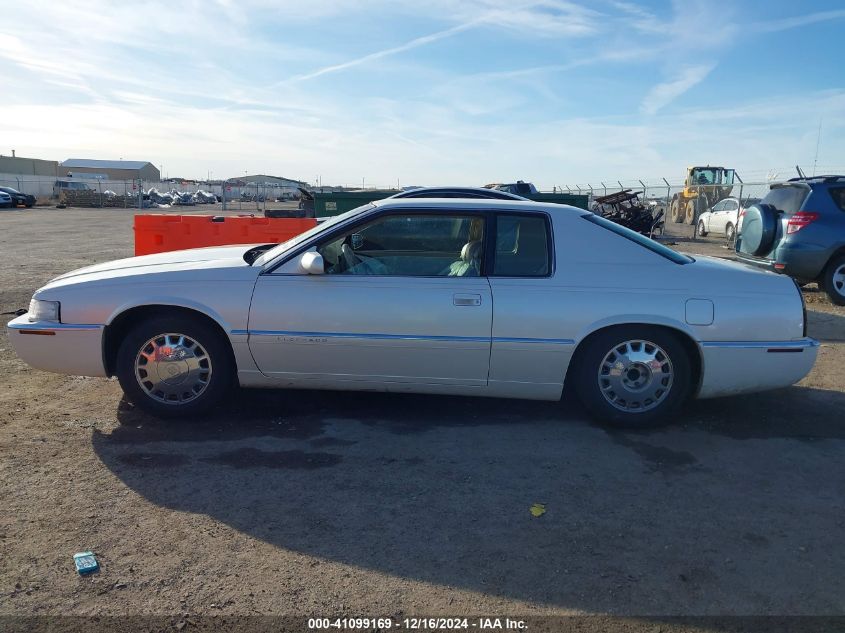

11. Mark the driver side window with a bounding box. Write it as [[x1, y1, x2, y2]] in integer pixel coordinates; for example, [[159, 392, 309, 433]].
[[317, 213, 485, 277]]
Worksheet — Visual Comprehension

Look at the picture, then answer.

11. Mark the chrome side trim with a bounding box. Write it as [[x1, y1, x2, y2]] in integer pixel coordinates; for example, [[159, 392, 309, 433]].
[[8, 321, 103, 331], [700, 338, 819, 350], [245, 329, 490, 343], [232, 329, 575, 345], [493, 337, 575, 345]]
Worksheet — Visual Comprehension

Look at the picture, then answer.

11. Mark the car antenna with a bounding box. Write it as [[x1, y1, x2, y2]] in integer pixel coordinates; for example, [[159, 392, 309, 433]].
[[795, 165, 807, 179]]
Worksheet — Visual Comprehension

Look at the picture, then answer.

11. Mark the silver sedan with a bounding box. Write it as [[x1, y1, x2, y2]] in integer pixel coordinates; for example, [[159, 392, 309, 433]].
[[7, 199, 817, 428]]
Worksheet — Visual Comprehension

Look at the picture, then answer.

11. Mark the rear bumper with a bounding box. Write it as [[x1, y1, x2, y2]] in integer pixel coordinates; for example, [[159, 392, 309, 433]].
[[736, 243, 831, 281], [6, 315, 107, 377], [697, 338, 819, 399]]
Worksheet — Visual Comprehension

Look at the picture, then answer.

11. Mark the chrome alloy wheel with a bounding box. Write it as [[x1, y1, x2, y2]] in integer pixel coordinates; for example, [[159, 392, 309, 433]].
[[833, 263, 845, 298], [134, 332, 212, 404], [597, 339, 674, 412]]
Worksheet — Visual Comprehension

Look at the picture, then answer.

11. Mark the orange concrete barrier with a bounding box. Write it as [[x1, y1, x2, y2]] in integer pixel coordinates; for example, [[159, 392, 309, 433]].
[[134, 214, 318, 256]]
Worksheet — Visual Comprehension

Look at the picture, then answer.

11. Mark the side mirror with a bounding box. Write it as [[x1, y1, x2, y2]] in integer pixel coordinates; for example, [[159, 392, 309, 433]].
[[299, 251, 325, 275]]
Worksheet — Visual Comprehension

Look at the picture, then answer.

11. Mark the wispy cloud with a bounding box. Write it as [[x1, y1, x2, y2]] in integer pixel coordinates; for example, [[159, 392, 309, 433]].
[[287, 21, 478, 83], [1, 0, 843, 186], [286, 0, 602, 84], [606, 0, 664, 34], [752, 9, 845, 33], [640, 64, 716, 115]]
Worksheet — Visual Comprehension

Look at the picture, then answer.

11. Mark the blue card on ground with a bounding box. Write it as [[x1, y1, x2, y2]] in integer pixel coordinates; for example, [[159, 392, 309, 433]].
[[73, 552, 99, 575]]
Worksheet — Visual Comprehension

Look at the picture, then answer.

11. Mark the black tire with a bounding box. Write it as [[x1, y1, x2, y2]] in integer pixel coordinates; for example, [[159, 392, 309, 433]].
[[116, 315, 233, 417], [822, 254, 845, 306], [725, 222, 735, 243], [697, 220, 707, 237], [685, 200, 696, 225], [670, 198, 683, 223], [573, 326, 691, 428]]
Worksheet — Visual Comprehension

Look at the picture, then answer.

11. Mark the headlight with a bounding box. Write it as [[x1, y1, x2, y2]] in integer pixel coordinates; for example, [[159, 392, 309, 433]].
[[28, 299, 60, 323]]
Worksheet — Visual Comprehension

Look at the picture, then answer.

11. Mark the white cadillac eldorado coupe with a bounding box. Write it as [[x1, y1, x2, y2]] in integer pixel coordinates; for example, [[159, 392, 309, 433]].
[[7, 199, 818, 427]]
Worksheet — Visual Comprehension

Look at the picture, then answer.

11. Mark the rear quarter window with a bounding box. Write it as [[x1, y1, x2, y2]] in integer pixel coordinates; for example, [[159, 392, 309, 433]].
[[582, 214, 692, 264], [829, 187, 845, 212], [761, 185, 810, 215]]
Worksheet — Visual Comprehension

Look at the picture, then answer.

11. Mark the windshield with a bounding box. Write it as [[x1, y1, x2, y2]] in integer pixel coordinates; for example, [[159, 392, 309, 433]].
[[0, 187, 20, 194], [691, 168, 718, 185], [251, 204, 375, 267]]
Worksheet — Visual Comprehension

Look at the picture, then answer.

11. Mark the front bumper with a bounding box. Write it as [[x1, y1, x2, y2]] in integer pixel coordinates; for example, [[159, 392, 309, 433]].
[[697, 338, 819, 399], [6, 315, 107, 377]]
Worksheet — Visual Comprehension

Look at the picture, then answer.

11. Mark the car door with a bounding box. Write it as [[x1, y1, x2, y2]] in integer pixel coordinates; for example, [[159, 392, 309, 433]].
[[247, 210, 493, 391], [707, 200, 726, 231], [486, 212, 566, 400], [722, 199, 739, 233]]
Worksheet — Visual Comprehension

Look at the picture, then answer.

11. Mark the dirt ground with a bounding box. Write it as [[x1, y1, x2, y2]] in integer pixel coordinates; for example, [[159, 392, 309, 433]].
[[0, 208, 843, 626]]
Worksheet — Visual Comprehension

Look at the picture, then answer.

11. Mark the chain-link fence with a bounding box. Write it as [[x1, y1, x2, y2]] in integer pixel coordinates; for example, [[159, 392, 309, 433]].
[[0, 173, 309, 212], [0, 170, 793, 241], [560, 174, 782, 244]]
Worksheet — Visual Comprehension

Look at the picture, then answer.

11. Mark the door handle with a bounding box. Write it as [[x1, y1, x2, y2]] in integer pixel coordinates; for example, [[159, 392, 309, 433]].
[[453, 293, 482, 307]]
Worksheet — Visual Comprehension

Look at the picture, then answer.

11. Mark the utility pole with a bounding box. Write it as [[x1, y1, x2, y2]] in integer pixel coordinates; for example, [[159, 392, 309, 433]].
[[813, 118, 822, 176]]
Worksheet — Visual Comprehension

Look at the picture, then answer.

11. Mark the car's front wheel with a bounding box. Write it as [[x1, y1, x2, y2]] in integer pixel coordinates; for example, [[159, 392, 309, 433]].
[[822, 254, 845, 306], [697, 220, 707, 237], [573, 326, 691, 428], [116, 315, 233, 417]]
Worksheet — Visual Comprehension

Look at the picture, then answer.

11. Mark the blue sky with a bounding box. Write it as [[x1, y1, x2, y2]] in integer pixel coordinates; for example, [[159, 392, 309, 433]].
[[1, 0, 843, 188]]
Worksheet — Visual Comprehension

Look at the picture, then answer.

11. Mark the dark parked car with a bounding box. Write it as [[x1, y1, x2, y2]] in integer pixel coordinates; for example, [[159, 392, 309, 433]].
[[389, 186, 526, 200], [0, 186, 35, 207], [483, 180, 539, 196], [736, 176, 845, 304]]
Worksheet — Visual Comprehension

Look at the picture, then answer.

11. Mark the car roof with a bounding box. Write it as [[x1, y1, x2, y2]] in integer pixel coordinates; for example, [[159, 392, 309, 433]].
[[370, 197, 582, 214], [785, 175, 845, 185]]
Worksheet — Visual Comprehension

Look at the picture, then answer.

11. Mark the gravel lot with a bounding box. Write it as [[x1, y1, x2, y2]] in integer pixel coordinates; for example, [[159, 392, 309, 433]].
[[1, 208, 843, 623]]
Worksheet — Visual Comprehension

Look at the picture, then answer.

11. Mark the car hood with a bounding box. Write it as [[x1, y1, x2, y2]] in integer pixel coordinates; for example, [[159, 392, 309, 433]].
[[42, 244, 262, 290]]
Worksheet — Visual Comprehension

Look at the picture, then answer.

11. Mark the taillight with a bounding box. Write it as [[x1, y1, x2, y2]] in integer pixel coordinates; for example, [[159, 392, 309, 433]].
[[786, 211, 819, 234]]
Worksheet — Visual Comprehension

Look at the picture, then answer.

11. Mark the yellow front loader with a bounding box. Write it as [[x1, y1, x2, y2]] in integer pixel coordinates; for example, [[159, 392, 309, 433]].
[[669, 166, 737, 224]]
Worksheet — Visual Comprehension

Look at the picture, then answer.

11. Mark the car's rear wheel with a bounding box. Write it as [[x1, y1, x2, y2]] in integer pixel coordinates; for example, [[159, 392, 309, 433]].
[[116, 315, 233, 417], [725, 222, 735, 243], [822, 254, 845, 306], [574, 326, 691, 428], [697, 220, 707, 237]]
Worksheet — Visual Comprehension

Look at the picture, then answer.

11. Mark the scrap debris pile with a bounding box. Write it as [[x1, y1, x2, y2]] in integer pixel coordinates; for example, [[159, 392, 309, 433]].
[[591, 189, 665, 237], [147, 188, 219, 208]]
